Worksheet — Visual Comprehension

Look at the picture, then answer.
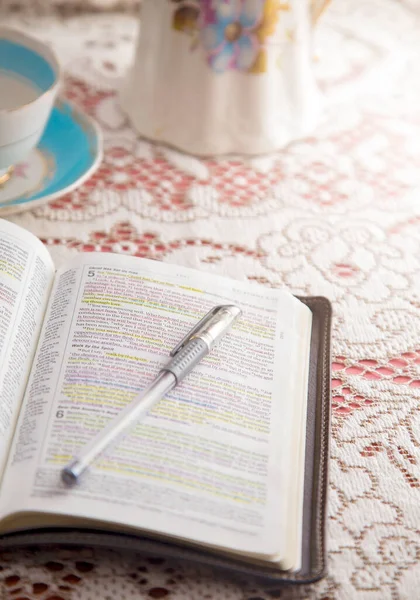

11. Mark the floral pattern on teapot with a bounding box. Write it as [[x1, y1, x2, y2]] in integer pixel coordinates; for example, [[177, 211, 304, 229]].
[[170, 0, 291, 74]]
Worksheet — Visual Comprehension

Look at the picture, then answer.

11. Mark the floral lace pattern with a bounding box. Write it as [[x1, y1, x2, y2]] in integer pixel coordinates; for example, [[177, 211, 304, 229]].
[[1, 0, 420, 598], [0, 0, 140, 14]]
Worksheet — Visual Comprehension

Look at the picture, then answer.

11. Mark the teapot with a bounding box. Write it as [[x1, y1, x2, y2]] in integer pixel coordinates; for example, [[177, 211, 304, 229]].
[[121, 0, 330, 156]]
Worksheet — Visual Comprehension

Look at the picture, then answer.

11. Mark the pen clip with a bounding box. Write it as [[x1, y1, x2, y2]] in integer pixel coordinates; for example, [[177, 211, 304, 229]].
[[170, 306, 223, 356]]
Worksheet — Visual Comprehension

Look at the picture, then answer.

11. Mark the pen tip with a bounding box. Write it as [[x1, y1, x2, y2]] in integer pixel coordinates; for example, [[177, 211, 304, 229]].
[[61, 467, 78, 486]]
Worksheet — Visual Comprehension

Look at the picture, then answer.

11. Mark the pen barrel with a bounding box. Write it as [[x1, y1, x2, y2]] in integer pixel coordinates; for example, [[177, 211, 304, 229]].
[[161, 338, 208, 383], [62, 371, 176, 485]]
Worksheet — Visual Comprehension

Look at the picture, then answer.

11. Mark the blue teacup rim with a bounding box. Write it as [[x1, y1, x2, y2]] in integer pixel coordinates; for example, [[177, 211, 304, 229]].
[[0, 27, 60, 114]]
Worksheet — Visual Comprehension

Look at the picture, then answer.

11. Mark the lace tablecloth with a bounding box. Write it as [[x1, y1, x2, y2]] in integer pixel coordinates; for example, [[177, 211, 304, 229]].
[[1, 1, 420, 598]]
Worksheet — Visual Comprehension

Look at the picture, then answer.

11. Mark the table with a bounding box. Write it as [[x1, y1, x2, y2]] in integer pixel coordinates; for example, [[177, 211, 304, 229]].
[[1, 1, 420, 598]]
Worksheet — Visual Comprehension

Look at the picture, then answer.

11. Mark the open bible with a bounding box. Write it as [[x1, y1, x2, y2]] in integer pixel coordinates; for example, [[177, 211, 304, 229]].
[[0, 219, 331, 583]]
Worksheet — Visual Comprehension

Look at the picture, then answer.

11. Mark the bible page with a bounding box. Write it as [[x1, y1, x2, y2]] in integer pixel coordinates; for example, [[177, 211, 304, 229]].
[[0, 253, 311, 561], [0, 219, 54, 476]]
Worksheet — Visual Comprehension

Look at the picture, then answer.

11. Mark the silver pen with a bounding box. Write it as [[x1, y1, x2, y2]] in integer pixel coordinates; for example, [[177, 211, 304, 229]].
[[61, 304, 242, 486]]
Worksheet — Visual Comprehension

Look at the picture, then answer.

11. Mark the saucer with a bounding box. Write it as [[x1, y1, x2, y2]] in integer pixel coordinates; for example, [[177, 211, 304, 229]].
[[0, 99, 102, 216]]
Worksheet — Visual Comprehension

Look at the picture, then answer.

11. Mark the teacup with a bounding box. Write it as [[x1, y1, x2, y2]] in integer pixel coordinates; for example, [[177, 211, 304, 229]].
[[0, 28, 60, 185]]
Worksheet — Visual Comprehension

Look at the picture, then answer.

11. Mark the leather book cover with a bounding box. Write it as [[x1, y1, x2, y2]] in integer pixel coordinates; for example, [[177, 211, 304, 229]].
[[0, 296, 332, 585]]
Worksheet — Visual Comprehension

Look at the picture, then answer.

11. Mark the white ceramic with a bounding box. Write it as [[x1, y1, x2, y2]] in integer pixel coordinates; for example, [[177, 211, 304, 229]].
[[121, 0, 330, 156], [0, 99, 103, 216], [0, 28, 60, 182]]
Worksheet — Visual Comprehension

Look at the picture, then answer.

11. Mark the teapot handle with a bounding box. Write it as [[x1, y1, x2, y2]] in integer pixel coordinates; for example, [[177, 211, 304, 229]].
[[311, 0, 331, 25]]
